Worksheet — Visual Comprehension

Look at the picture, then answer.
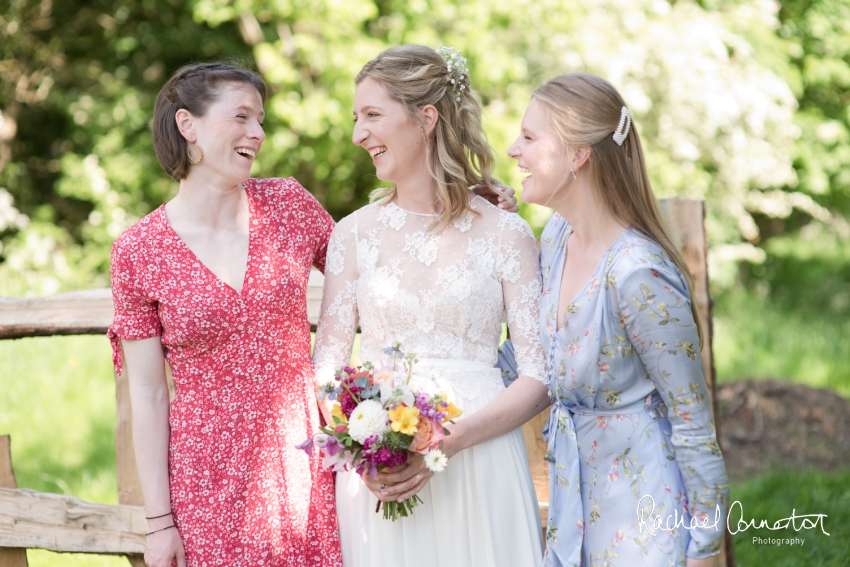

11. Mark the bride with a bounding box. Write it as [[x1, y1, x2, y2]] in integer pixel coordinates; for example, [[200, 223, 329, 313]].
[[312, 44, 550, 567]]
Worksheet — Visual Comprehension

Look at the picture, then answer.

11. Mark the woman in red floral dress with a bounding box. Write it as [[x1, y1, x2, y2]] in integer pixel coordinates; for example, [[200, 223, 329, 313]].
[[108, 63, 341, 567]]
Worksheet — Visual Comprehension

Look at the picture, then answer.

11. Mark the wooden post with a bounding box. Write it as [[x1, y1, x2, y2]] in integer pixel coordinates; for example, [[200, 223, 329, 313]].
[[0, 436, 28, 567], [520, 409, 549, 527], [114, 352, 146, 567], [658, 199, 716, 412]]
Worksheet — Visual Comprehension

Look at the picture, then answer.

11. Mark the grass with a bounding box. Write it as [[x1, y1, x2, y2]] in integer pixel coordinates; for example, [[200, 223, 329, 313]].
[[713, 289, 850, 398], [0, 335, 124, 567], [729, 467, 850, 567]]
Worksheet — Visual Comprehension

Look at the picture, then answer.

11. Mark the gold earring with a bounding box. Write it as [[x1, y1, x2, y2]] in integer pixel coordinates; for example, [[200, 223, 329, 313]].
[[188, 143, 203, 165]]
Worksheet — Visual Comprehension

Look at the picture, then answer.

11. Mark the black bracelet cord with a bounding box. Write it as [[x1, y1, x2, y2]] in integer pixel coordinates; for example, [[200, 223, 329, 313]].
[[146, 524, 176, 536], [145, 511, 173, 520]]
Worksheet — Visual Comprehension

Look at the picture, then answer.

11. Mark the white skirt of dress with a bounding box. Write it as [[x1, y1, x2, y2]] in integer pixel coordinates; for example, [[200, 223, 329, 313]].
[[336, 358, 543, 567]]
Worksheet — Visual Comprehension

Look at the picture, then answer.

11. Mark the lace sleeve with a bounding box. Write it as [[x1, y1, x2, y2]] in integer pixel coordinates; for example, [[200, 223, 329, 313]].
[[312, 214, 359, 388], [497, 215, 546, 384]]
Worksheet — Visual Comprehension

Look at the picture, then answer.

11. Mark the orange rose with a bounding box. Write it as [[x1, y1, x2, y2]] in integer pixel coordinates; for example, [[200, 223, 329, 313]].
[[409, 418, 445, 455]]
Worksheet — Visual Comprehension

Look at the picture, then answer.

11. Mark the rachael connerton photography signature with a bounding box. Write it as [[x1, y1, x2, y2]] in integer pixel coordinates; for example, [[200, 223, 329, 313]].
[[636, 495, 831, 536]]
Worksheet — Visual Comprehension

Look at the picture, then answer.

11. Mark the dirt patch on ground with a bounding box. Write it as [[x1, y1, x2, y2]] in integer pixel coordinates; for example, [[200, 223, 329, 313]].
[[717, 379, 850, 482]]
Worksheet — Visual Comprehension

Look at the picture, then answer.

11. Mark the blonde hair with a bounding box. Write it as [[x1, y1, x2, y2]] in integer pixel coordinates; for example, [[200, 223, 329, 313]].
[[534, 73, 704, 346], [356, 44, 501, 232]]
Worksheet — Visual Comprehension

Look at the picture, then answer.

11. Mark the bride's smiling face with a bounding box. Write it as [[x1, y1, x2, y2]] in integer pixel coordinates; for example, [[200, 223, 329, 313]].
[[352, 77, 428, 183]]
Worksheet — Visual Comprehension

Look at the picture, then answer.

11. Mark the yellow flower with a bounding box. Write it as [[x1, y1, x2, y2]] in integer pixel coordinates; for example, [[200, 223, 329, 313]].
[[439, 401, 463, 423], [388, 405, 420, 435], [330, 403, 347, 424]]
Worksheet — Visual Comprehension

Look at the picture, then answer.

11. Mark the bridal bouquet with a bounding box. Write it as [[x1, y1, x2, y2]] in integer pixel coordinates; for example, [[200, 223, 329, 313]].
[[299, 344, 462, 520]]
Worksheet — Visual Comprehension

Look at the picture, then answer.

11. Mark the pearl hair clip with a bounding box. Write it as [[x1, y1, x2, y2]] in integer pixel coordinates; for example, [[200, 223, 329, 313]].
[[613, 106, 631, 146], [437, 46, 470, 102]]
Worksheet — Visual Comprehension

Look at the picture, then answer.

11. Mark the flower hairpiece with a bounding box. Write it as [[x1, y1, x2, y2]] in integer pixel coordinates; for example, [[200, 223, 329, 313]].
[[437, 46, 470, 102], [613, 106, 631, 146]]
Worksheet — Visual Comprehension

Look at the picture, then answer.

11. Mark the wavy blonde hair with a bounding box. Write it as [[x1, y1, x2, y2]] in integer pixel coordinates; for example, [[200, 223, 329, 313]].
[[534, 73, 704, 346], [356, 44, 502, 232]]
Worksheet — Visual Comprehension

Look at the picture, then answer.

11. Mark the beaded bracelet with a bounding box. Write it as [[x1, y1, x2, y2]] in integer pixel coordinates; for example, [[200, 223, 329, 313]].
[[145, 511, 173, 520], [146, 525, 176, 536]]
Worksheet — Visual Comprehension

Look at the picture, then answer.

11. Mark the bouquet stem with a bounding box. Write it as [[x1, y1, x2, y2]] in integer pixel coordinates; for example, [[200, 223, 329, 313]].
[[376, 495, 424, 521]]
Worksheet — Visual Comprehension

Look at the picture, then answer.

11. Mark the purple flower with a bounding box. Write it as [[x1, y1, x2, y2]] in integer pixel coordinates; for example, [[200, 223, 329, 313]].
[[315, 434, 342, 456], [355, 460, 379, 480], [362, 436, 409, 468], [340, 394, 359, 418], [295, 438, 313, 457]]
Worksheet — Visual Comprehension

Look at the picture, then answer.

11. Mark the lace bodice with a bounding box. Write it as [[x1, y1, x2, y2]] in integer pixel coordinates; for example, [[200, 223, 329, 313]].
[[313, 196, 546, 392]]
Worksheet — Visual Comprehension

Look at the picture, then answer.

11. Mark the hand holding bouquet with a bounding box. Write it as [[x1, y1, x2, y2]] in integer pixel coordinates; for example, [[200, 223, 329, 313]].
[[299, 345, 462, 520]]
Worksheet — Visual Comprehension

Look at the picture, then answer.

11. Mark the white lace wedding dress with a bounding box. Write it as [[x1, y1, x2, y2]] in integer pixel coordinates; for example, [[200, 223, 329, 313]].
[[312, 196, 546, 567]]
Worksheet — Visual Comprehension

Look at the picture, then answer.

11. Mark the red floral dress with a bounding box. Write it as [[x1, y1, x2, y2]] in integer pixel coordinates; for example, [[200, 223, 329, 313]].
[[108, 178, 342, 566]]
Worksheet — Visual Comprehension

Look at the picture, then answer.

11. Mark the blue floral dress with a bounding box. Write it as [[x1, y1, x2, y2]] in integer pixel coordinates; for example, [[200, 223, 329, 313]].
[[499, 213, 729, 567]]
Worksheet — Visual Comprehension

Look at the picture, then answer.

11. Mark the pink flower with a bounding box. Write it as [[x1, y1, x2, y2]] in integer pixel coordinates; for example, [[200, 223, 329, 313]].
[[323, 450, 354, 472], [610, 538, 619, 549], [683, 412, 692, 423], [616, 530, 625, 541], [608, 471, 619, 482], [664, 482, 671, 494], [590, 440, 598, 451], [598, 361, 609, 374]]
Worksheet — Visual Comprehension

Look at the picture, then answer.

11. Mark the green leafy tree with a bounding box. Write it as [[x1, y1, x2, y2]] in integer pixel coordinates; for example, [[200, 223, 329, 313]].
[[1, 0, 848, 299]]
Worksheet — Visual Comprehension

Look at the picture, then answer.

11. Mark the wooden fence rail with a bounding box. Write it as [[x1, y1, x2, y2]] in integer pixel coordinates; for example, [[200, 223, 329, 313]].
[[0, 198, 732, 566]]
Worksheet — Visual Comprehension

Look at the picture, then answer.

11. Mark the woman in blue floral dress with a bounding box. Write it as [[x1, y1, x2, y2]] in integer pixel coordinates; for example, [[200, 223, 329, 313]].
[[499, 73, 729, 567]]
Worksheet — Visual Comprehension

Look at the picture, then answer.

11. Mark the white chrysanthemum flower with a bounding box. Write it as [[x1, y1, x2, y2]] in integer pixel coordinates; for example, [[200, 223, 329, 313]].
[[423, 449, 448, 473], [347, 399, 389, 444]]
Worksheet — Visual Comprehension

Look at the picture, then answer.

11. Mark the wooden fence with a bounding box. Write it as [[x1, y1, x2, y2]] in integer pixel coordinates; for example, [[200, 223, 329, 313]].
[[0, 198, 733, 566]]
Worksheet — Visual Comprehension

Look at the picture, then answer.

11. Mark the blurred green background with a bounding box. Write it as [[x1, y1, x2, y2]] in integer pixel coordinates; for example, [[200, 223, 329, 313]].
[[1, 0, 849, 564]]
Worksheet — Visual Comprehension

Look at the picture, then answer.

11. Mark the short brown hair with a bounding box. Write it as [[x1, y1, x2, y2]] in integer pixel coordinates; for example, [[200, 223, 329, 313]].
[[152, 62, 267, 181]]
